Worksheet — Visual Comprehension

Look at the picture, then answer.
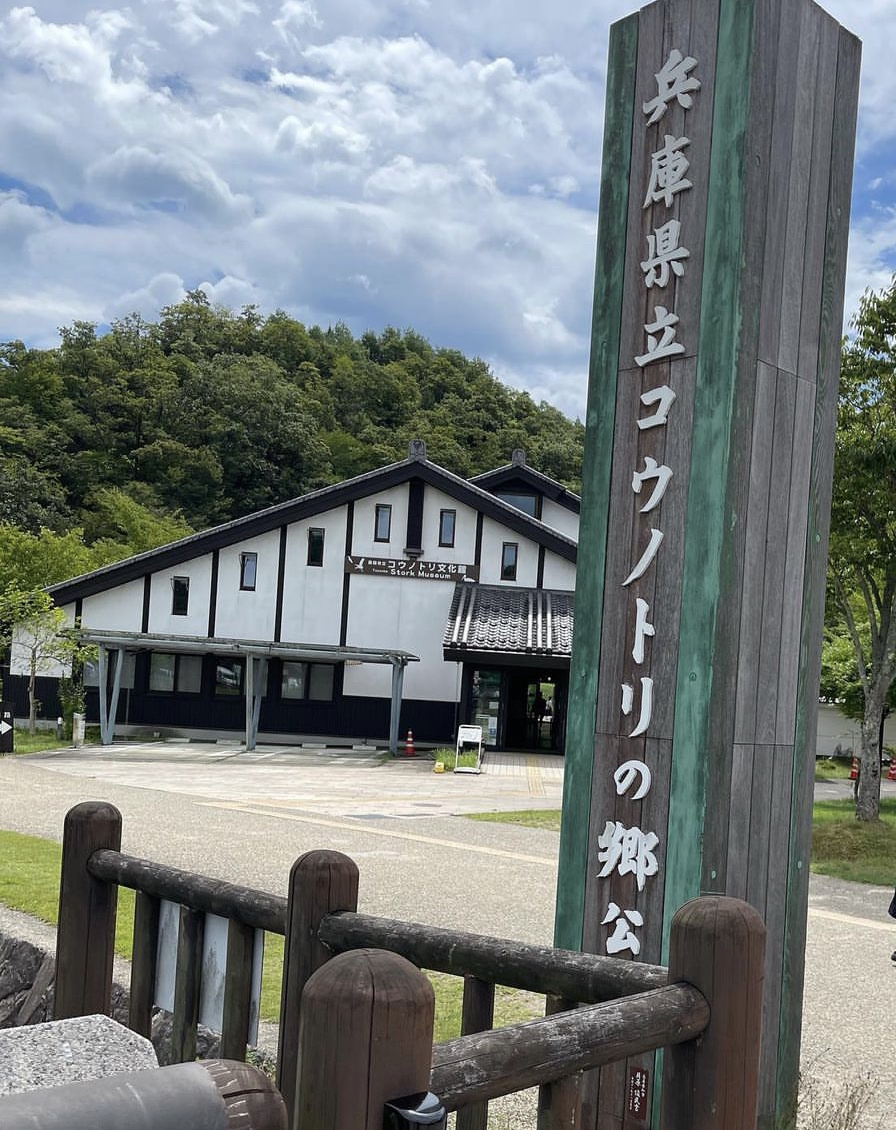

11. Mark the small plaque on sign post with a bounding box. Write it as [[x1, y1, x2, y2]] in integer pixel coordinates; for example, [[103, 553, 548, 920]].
[[0, 704, 13, 755], [627, 1066, 649, 1119]]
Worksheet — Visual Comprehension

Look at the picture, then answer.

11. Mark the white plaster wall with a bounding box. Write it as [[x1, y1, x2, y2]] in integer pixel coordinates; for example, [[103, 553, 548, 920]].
[[542, 556, 577, 590], [148, 556, 214, 636], [81, 580, 146, 631], [353, 485, 409, 556], [9, 602, 77, 677], [344, 574, 459, 701], [478, 518, 539, 585], [419, 487, 478, 563], [814, 702, 896, 757], [540, 500, 580, 539], [279, 509, 346, 644], [213, 529, 281, 639]]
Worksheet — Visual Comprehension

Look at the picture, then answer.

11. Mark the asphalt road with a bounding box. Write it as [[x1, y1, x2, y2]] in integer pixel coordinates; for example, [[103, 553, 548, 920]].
[[0, 743, 892, 1127]]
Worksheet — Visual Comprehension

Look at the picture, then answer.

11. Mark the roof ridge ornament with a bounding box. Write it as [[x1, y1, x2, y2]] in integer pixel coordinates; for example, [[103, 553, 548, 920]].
[[409, 439, 427, 461], [511, 448, 526, 466]]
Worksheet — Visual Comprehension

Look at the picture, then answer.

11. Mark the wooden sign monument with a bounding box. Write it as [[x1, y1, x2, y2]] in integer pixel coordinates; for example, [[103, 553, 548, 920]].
[[555, 1, 860, 1126]]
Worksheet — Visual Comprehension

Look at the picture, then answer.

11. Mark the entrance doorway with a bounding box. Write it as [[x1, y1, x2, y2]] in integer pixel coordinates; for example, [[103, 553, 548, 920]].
[[506, 672, 560, 751], [465, 667, 567, 752]]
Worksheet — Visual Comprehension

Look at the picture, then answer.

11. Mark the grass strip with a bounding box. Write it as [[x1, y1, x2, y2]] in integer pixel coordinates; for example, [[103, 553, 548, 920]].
[[0, 830, 539, 1040]]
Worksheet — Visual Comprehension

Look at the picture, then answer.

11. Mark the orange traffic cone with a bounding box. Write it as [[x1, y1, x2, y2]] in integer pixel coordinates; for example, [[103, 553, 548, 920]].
[[405, 730, 416, 757], [849, 757, 859, 780], [887, 759, 896, 782]]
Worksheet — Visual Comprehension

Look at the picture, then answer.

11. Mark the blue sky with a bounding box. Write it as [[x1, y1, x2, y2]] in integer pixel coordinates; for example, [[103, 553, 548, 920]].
[[1, 1, 893, 420]]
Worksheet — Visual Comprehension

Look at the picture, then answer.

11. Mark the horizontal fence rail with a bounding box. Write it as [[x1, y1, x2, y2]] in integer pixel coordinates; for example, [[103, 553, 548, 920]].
[[318, 911, 668, 1002], [88, 849, 287, 934], [430, 984, 710, 1110], [53, 805, 765, 1130]]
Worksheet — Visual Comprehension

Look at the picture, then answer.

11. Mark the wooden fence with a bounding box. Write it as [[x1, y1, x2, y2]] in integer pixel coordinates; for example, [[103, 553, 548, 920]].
[[53, 801, 765, 1129]]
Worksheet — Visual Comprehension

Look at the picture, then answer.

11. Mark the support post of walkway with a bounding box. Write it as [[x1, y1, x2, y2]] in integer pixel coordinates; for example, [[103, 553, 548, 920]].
[[389, 659, 406, 755]]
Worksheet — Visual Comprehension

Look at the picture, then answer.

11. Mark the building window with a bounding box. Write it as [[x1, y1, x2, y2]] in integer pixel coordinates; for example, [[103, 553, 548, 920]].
[[374, 504, 392, 542], [495, 491, 538, 517], [240, 552, 257, 590], [215, 659, 244, 696], [149, 653, 175, 693], [501, 542, 518, 581], [307, 528, 325, 566], [177, 655, 203, 693], [148, 653, 202, 694], [439, 509, 456, 548], [171, 576, 189, 615], [281, 661, 335, 702]]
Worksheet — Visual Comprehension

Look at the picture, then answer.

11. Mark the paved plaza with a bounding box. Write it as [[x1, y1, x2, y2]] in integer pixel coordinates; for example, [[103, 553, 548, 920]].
[[0, 743, 892, 1126]]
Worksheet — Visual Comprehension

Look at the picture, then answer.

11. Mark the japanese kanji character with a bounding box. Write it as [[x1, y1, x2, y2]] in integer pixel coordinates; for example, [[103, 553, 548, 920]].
[[622, 528, 663, 586], [632, 598, 655, 665], [602, 902, 644, 956], [641, 219, 690, 288], [643, 49, 701, 125], [614, 759, 652, 800], [638, 385, 676, 430], [597, 820, 660, 890], [632, 456, 673, 513], [643, 135, 692, 209], [635, 305, 685, 368], [621, 675, 653, 737]]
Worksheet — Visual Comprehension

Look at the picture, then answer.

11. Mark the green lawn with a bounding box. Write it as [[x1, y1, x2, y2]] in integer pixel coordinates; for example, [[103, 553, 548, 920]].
[[0, 829, 535, 1040]]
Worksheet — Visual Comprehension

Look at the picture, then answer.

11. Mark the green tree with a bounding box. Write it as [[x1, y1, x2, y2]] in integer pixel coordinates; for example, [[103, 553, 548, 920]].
[[827, 276, 896, 821], [0, 588, 81, 731]]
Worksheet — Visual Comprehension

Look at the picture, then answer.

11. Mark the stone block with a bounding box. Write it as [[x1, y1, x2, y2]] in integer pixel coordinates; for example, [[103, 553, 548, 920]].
[[0, 1014, 159, 1095]]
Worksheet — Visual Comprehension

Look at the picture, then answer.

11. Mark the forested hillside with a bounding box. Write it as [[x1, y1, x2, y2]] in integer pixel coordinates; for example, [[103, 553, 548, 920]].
[[1, 291, 584, 550]]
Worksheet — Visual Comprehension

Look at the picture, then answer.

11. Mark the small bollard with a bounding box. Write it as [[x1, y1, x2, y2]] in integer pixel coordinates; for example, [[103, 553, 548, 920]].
[[73, 712, 85, 747], [56, 715, 64, 740]]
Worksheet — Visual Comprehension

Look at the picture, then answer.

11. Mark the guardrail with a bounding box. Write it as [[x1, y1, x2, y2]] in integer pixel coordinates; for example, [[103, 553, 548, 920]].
[[52, 801, 765, 1129]]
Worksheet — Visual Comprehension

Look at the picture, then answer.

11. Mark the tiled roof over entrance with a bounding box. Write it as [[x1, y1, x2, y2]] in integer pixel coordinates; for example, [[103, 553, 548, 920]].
[[443, 583, 574, 660]]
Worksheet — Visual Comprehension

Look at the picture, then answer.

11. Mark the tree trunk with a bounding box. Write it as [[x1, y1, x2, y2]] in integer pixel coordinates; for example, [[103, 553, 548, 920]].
[[856, 702, 883, 822], [28, 666, 37, 734]]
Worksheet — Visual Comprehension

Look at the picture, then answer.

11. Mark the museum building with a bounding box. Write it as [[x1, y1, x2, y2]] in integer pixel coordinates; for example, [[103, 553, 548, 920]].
[[16, 443, 579, 754]]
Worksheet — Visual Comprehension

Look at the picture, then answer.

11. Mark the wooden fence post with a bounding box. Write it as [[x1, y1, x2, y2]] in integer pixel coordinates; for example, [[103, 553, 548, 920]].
[[661, 896, 766, 1130], [277, 849, 359, 1123], [294, 949, 435, 1130], [54, 801, 122, 1019]]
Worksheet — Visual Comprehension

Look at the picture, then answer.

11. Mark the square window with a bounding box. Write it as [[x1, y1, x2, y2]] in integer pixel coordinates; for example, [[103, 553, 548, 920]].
[[176, 655, 203, 694], [171, 576, 189, 615], [439, 509, 456, 548], [240, 552, 258, 590], [501, 542, 518, 581], [281, 661, 307, 699], [307, 528, 325, 566], [374, 504, 392, 542], [149, 653, 175, 693], [215, 659, 244, 695], [308, 664, 335, 701]]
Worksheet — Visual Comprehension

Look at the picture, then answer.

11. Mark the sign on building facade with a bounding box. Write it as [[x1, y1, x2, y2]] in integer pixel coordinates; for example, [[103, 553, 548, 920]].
[[555, 1, 860, 1126]]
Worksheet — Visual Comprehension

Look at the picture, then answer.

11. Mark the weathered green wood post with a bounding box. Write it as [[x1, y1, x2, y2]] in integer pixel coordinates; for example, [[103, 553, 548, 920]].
[[554, 2, 860, 1127]]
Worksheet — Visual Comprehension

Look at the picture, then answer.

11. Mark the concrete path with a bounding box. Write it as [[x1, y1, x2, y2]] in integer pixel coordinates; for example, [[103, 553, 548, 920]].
[[0, 744, 892, 1127]]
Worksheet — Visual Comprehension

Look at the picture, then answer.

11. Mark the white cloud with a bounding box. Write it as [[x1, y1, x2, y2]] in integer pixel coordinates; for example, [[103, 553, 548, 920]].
[[0, 0, 894, 424]]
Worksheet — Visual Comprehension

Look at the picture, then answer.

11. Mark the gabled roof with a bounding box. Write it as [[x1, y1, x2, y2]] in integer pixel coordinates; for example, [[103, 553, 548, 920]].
[[48, 451, 578, 604], [470, 452, 581, 514], [443, 582, 574, 662]]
